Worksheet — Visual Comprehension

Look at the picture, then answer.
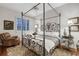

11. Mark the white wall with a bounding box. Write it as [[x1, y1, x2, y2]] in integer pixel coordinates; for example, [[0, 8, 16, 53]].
[[0, 6, 35, 40]]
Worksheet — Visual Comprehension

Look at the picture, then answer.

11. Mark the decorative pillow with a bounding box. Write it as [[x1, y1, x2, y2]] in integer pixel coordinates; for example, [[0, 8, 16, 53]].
[[24, 34, 33, 39]]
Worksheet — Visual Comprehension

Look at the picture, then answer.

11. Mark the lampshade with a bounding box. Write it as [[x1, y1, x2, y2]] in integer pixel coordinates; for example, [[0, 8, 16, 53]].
[[35, 24, 38, 28]]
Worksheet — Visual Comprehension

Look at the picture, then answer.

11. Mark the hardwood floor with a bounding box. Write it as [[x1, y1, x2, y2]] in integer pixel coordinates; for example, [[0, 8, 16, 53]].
[[0, 45, 79, 56], [7, 45, 76, 56]]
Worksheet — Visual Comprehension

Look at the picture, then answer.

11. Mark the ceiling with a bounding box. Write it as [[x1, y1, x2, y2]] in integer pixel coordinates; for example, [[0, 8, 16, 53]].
[[0, 3, 66, 17]]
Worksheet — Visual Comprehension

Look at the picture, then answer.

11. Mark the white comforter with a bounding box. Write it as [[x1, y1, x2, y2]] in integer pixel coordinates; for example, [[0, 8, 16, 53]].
[[32, 35, 60, 52]]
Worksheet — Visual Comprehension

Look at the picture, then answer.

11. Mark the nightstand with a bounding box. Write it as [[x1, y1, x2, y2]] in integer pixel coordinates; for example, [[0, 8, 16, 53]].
[[61, 35, 74, 49], [60, 36, 69, 49], [60, 35, 77, 55]]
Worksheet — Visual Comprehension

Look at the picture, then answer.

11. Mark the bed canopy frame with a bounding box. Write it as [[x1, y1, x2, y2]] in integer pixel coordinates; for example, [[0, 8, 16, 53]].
[[21, 3, 61, 56]]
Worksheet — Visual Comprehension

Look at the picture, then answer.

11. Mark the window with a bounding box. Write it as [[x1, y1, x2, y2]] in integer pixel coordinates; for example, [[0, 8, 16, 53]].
[[16, 18, 29, 30]]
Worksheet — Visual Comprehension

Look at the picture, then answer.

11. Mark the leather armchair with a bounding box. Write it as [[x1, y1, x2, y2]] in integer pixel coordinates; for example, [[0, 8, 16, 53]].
[[0, 32, 20, 47]]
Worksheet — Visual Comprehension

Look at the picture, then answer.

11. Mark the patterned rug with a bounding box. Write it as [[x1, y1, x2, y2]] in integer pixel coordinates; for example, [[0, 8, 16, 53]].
[[7, 45, 75, 56]]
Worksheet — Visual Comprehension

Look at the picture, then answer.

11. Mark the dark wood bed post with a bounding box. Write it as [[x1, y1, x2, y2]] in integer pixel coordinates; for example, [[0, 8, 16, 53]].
[[21, 12, 24, 46], [59, 13, 61, 46], [59, 13, 61, 37], [43, 3, 45, 56]]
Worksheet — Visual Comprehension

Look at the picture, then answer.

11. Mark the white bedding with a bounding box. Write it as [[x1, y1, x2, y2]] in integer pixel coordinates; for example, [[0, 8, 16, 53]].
[[32, 35, 60, 52]]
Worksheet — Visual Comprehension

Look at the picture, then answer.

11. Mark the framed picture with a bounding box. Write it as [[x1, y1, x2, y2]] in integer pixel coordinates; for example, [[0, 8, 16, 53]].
[[71, 25, 79, 32], [4, 20, 14, 30], [69, 17, 79, 32]]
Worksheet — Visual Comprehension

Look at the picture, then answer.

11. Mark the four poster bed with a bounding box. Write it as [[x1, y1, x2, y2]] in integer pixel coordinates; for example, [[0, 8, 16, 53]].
[[21, 3, 61, 56]]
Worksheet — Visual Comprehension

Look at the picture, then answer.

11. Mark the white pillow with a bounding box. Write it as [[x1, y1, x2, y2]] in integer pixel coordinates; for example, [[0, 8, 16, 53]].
[[38, 31, 59, 37]]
